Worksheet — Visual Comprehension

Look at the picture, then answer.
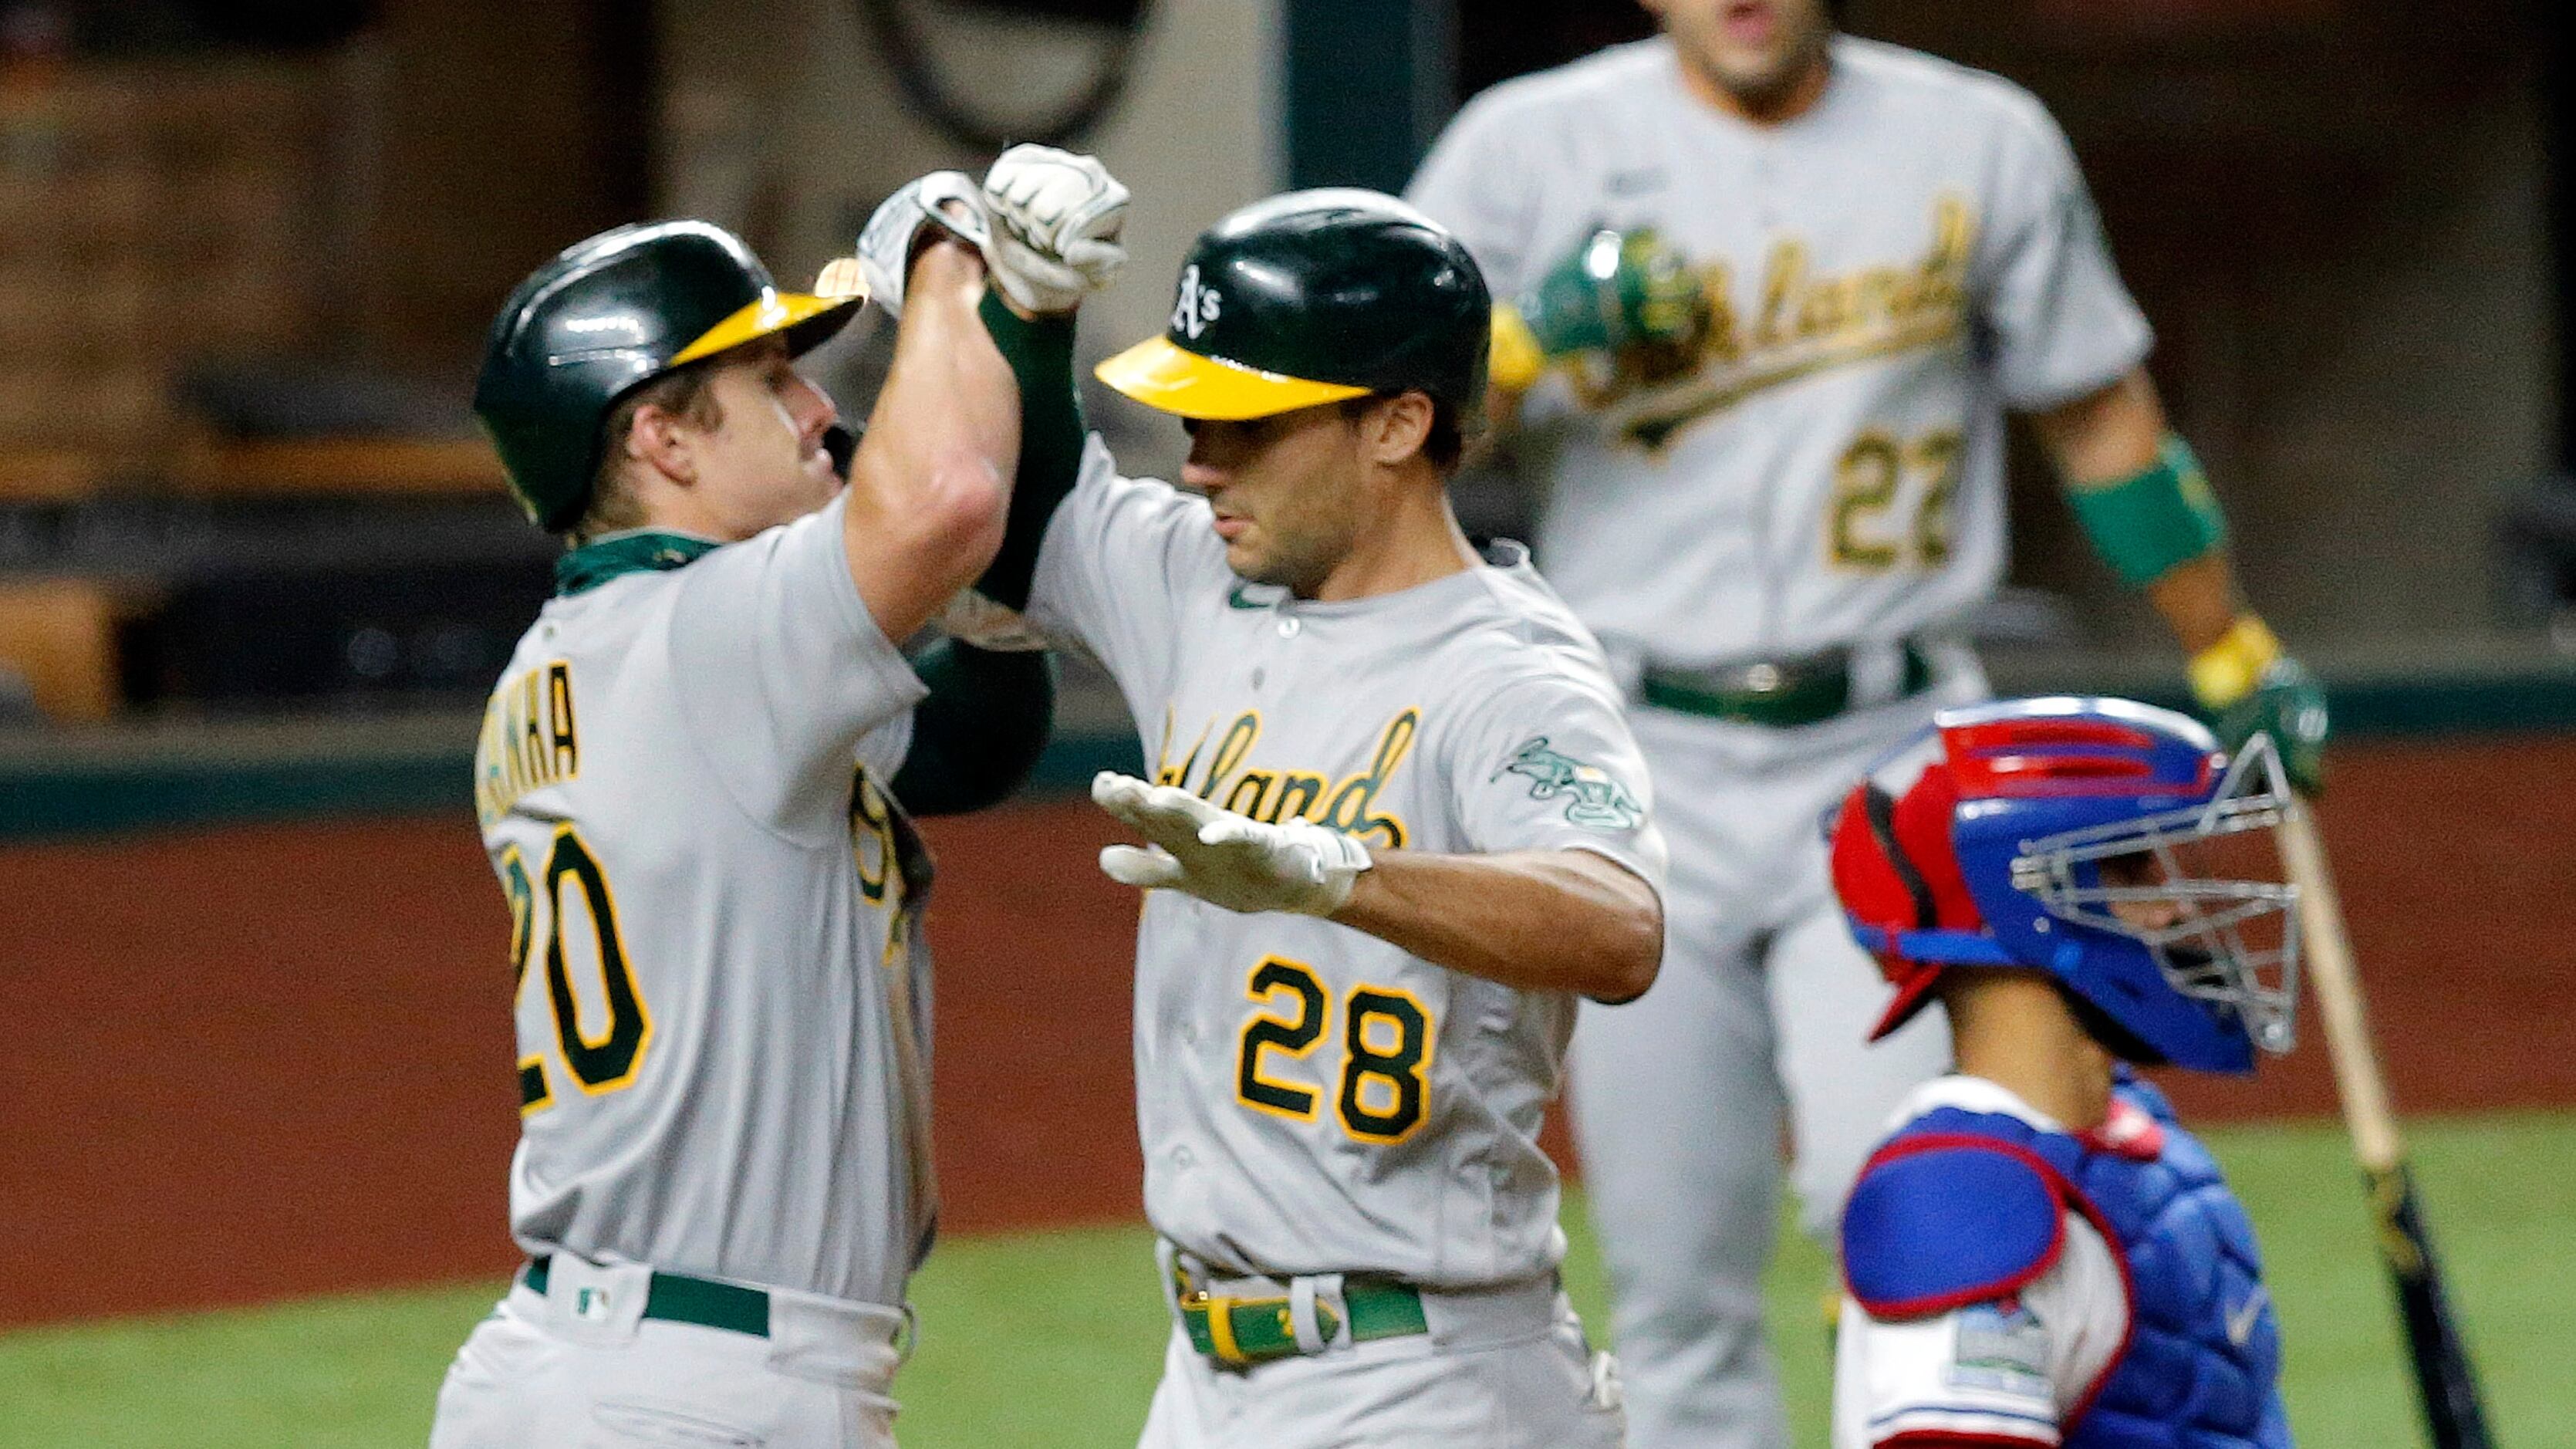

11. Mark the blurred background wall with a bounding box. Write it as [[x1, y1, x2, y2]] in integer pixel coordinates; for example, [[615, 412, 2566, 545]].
[[0, 0, 2564, 735], [655, 0, 1279, 366], [1872, 0, 2557, 648]]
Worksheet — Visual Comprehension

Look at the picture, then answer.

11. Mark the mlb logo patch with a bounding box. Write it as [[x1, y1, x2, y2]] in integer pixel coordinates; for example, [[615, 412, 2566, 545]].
[[574, 1286, 613, 1322]]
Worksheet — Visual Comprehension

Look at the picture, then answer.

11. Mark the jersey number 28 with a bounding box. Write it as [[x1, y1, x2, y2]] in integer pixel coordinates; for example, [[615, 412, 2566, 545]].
[[505, 824, 653, 1115], [1236, 957, 1432, 1144]]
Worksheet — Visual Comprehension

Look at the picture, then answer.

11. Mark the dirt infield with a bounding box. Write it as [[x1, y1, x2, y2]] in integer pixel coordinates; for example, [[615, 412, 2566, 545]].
[[4, 735, 2571, 1327]]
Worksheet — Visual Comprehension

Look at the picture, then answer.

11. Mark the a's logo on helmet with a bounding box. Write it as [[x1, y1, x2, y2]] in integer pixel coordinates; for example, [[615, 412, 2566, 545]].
[[1171, 265, 1221, 339]]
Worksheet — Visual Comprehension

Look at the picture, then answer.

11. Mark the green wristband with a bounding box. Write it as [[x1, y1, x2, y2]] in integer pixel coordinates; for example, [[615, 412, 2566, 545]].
[[974, 289, 1084, 612], [2066, 434, 2228, 589]]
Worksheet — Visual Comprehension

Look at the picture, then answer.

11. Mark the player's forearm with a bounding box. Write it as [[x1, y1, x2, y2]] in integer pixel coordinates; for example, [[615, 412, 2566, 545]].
[[845, 241, 1019, 637], [2140, 550, 2247, 657], [2037, 370, 2328, 783], [2036, 367, 2250, 656], [2032, 367, 2162, 485], [971, 289, 1085, 613], [1331, 848, 1661, 1003]]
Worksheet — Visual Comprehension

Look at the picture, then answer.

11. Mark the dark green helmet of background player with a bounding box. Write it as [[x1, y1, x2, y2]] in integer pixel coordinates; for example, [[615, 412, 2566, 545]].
[[1096, 189, 1489, 423], [474, 220, 862, 532]]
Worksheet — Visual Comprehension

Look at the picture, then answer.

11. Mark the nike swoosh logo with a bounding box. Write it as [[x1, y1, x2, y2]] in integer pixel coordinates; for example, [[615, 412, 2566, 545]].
[[1227, 584, 1269, 610], [2225, 1285, 2270, 1346]]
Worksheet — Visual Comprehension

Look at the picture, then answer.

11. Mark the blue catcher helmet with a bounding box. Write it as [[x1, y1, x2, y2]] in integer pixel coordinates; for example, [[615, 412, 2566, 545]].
[[1825, 697, 2301, 1073]]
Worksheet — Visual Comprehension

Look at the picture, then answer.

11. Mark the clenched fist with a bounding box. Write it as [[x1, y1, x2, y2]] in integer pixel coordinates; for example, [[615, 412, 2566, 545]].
[[979, 144, 1129, 315]]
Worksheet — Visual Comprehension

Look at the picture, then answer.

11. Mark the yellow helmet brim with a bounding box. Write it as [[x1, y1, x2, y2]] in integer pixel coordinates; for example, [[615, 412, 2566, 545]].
[[667, 289, 862, 368], [1095, 335, 1369, 421]]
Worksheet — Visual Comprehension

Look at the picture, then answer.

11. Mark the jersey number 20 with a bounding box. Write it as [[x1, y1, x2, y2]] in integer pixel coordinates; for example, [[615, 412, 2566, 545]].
[[505, 825, 653, 1114], [1237, 957, 1432, 1143]]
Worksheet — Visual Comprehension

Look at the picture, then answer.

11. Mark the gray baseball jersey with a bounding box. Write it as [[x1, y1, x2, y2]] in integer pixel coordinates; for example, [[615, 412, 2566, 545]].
[[1407, 35, 2152, 666], [471, 491, 938, 1309], [1027, 438, 1666, 1289]]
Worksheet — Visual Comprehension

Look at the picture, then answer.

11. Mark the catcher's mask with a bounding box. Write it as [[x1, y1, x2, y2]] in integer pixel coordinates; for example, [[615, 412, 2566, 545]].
[[1825, 697, 2301, 1074]]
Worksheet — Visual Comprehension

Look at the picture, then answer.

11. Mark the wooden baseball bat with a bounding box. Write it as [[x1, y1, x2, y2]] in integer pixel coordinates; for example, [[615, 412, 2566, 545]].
[[2274, 798, 2494, 1449]]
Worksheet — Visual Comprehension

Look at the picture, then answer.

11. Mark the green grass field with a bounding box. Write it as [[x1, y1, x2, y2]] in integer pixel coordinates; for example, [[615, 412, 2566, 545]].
[[3, 1112, 2568, 1447]]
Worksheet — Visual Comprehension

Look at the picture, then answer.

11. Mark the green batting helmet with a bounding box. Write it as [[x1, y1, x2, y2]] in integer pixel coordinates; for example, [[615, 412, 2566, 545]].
[[474, 219, 862, 532], [1096, 189, 1489, 422]]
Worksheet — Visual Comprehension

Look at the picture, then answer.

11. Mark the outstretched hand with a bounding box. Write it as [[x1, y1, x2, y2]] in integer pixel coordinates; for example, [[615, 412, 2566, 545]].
[[1092, 772, 1370, 917]]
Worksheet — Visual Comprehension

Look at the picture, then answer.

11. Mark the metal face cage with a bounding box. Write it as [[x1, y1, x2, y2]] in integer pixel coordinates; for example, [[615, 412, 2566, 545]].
[[2009, 733, 2304, 1054]]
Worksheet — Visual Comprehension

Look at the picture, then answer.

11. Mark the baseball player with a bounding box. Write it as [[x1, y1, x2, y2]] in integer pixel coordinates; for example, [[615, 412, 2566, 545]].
[[945, 174, 1663, 1446], [430, 161, 1123, 1447], [1823, 695, 2297, 1447], [1405, 3, 2328, 1441]]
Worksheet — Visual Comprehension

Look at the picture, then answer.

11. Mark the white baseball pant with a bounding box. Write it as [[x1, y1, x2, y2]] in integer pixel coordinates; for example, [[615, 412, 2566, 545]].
[[430, 1255, 908, 1448]]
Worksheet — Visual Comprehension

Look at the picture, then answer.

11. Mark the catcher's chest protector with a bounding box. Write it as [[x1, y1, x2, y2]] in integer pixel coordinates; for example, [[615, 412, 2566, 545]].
[[1878, 1081, 2293, 1449]]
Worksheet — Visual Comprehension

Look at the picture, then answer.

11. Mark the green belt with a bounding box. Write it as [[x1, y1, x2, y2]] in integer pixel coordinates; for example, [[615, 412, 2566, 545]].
[[524, 1255, 770, 1338], [1638, 642, 1936, 728], [1178, 1278, 1429, 1366]]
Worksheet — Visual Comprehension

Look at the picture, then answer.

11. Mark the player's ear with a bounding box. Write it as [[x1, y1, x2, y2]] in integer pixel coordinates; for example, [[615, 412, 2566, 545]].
[[626, 400, 701, 488], [1357, 390, 1436, 468]]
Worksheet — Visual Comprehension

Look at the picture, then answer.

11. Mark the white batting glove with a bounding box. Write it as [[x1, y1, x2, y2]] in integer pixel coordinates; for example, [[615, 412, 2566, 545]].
[[1092, 772, 1371, 917], [979, 144, 1129, 315], [853, 171, 989, 319]]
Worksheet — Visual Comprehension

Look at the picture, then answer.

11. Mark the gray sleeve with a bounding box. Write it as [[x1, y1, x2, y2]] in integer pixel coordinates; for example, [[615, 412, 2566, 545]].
[[856, 711, 915, 785], [666, 491, 927, 839], [1406, 89, 1547, 298], [1974, 100, 2155, 411], [1447, 669, 1667, 897], [1025, 434, 1224, 708]]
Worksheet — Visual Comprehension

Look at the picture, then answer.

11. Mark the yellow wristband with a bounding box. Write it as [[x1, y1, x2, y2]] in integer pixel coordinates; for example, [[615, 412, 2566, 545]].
[[2188, 613, 2281, 710], [1489, 305, 1545, 393]]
